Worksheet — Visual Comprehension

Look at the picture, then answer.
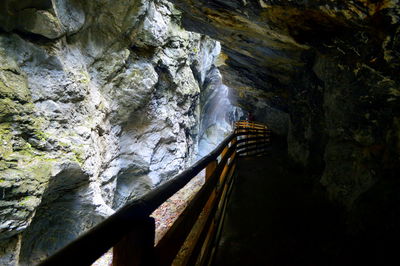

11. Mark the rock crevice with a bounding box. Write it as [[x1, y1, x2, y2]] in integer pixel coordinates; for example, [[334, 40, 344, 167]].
[[0, 0, 240, 264], [168, 0, 400, 240]]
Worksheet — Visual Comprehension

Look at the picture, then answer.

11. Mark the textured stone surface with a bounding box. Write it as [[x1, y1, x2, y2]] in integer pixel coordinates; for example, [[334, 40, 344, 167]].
[[0, 0, 235, 264], [168, 0, 400, 237], [1, 0, 400, 263], [198, 66, 244, 157]]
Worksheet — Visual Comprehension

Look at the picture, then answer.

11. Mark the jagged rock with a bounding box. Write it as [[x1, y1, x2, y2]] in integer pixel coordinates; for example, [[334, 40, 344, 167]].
[[0, 0, 236, 264], [52, 0, 85, 35], [106, 61, 159, 123], [198, 66, 243, 157], [133, 1, 170, 47], [0, 0, 84, 39], [167, 0, 400, 211], [17, 9, 64, 39], [2, 0, 398, 264]]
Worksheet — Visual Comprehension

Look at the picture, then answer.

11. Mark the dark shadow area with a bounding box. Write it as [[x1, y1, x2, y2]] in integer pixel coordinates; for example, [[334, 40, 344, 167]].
[[213, 138, 400, 266], [19, 164, 95, 265]]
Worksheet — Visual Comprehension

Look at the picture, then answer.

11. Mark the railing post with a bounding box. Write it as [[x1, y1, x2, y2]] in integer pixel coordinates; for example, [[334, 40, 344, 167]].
[[264, 126, 267, 147], [206, 160, 218, 180], [113, 217, 156, 266], [230, 137, 237, 168], [245, 124, 249, 156]]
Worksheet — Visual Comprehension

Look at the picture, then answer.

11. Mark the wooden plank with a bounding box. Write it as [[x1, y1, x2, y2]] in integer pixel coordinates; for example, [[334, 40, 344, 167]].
[[155, 145, 236, 266], [40, 134, 236, 266], [235, 136, 270, 144], [186, 156, 237, 265], [198, 169, 238, 266], [176, 184, 219, 266], [197, 222, 217, 265], [236, 127, 267, 132], [179, 152, 235, 266], [141, 134, 236, 212], [186, 195, 221, 265], [221, 146, 229, 158], [214, 181, 230, 225], [230, 139, 237, 162], [237, 144, 271, 155], [235, 121, 262, 125], [235, 127, 269, 131], [237, 141, 270, 151], [239, 149, 270, 158], [113, 217, 156, 266], [218, 162, 230, 186], [236, 131, 270, 137], [206, 160, 217, 180], [39, 202, 153, 266], [206, 166, 237, 266], [235, 120, 266, 126], [218, 144, 236, 185], [40, 119, 273, 266], [235, 124, 266, 130], [154, 171, 219, 266]]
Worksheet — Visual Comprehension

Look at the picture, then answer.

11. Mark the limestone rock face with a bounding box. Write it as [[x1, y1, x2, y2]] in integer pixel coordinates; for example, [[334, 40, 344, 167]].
[[0, 0, 233, 264], [194, 40, 244, 157], [168, 0, 400, 226], [198, 66, 244, 157]]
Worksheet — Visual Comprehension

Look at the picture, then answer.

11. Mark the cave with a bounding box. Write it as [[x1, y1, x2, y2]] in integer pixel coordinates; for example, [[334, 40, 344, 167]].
[[0, 0, 399, 265]]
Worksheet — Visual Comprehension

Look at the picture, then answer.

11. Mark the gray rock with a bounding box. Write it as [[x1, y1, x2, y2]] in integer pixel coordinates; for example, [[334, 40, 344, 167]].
[[167, 0, 400, 238], [198, 66, 243, 157], [17, 9, 64, 39], [53, 0, 85, 35], [1, 0, 242, 264], [133, 1, 170, 47], [0, 236, 20, 266]]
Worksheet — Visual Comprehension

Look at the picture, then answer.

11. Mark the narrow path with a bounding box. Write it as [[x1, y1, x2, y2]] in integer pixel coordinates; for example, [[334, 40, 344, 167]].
[[212, 143, 347, 266]]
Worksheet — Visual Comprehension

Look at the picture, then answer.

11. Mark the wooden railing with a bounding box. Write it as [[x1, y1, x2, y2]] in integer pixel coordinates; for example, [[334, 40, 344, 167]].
[[39, 121, 270, 266], [236, 120, 270, 157]]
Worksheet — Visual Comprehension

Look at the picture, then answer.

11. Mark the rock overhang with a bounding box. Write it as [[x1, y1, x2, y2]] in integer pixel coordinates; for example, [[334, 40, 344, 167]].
[[166, 0, 400, 106], [166, 0, 400, 209]]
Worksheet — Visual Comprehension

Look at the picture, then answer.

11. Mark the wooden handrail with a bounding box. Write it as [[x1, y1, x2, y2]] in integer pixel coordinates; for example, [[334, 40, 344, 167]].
[[39, 121, 270, 266]]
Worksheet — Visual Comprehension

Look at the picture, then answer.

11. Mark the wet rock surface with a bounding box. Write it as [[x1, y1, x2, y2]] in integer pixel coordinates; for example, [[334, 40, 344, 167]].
[[0, 0, 239, 264], [0, 0, 399, 264], [168, 0, 400, 233]]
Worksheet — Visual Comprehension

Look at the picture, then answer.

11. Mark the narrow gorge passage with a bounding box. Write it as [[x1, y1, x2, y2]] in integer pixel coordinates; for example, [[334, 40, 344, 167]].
[[0, 1, 242, 264], [1, 0, 400, 265], [213, 139, 397, 266]]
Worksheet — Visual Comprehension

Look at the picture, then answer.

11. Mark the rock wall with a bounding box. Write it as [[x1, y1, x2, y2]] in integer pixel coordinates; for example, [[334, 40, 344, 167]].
[[197, 62, 244, 157], [0, 0, 233, 264], [167, 0, 400, 232], [2, 0, 399, 263]]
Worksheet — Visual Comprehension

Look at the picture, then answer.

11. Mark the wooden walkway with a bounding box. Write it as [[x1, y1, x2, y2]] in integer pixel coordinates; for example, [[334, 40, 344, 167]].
[[212, 141, 347, 266], [39, 121, 399, 265], [40, 121, 271, 266]]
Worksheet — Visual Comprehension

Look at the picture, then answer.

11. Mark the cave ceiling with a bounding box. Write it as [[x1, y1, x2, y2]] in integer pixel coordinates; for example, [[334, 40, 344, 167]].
[[168, 0, 400, 111]]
